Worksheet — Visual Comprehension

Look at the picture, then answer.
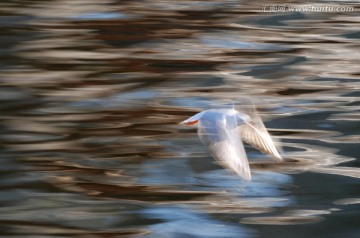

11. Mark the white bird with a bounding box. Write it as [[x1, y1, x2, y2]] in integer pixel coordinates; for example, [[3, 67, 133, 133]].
[[179, 105, 282, 180]]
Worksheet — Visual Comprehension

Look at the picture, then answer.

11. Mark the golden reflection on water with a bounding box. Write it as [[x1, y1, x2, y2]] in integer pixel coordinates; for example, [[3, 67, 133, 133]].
[[0, 0, 359, 236]]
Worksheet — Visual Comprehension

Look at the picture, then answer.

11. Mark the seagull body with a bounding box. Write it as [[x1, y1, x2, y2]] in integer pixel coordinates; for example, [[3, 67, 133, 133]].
[[180, 107, 282, 180]]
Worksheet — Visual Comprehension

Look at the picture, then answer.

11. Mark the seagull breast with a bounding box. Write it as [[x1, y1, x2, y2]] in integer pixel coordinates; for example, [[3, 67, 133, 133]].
[[197, 109, 252, 180]]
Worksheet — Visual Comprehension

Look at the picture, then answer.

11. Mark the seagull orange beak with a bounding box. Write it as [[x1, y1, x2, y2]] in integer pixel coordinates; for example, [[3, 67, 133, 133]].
[[179, 119, 199, 126]]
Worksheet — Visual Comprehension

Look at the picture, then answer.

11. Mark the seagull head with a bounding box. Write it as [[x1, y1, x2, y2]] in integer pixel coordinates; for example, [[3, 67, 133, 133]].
[[179, 111, 205, 126], [179, 109, 250, 127]]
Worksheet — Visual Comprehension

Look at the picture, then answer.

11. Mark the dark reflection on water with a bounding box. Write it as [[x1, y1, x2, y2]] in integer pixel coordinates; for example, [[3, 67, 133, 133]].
[[0, 0, 359, 237]]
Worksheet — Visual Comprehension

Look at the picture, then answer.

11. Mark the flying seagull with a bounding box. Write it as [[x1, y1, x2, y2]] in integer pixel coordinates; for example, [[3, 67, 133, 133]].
[[179, 105, 282, 180]]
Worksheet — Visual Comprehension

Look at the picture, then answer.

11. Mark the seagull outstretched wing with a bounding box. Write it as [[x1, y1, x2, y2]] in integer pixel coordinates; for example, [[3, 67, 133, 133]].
[[236, 106, 282, 161]]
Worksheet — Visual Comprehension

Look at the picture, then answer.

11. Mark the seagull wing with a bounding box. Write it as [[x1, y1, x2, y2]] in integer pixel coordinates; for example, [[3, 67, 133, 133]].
[[198, 117, 251, 180], [236, 107, 282, 161]]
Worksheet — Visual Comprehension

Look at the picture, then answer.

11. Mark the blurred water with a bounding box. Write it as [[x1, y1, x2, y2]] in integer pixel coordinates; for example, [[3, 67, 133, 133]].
[[0, 0, 359, 237]]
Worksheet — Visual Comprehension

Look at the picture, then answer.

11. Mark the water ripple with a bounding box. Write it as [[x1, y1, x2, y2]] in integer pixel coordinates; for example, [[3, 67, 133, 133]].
[[0, 0, 359, 237]]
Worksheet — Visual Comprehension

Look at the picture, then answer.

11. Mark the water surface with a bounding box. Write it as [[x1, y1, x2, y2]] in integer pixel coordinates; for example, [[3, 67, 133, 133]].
[[0, 0, 359, 237]]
